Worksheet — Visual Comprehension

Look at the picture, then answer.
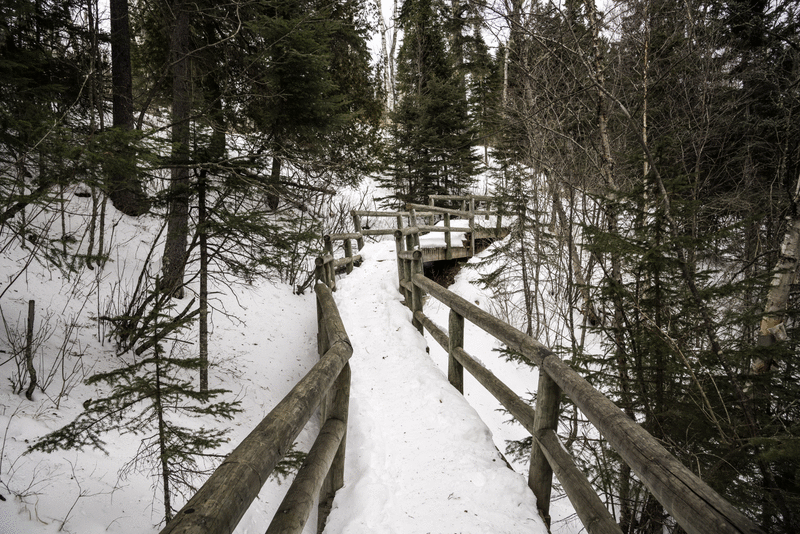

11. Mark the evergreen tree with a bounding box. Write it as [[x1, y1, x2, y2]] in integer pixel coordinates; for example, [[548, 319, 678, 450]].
[[30, 289, 241, 523], [382, 0, 479, 208]]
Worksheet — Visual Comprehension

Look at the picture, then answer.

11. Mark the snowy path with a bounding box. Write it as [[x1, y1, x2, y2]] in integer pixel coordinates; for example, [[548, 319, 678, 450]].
[[321, 241, 547, 534]]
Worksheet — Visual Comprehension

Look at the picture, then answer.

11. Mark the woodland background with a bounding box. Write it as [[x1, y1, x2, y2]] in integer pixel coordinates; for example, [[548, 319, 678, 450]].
[[1, 0, 799, 532]]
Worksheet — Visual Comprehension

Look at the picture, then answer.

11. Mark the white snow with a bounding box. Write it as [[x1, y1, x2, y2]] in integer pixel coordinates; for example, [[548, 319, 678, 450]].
[[1, 194, 580, 534], [323, 241, 546, 533]]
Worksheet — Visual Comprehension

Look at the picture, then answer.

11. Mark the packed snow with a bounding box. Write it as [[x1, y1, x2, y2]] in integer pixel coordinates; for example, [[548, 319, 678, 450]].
[[0, 194, 581, 534], [325, 240, 546, 533]]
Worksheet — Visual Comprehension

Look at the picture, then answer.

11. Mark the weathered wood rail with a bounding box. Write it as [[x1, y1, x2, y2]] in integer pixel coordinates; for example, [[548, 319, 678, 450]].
[[159, 273, 353, 534], [352, 194, 508, 263], [156, 192, 760, 534], [392, 236, 764, 534]]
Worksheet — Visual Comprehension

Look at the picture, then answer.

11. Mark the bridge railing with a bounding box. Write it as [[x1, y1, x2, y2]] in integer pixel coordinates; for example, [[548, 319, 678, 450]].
[[392, 246, 763, 534], [351, 195, 508, 262], [159, 278, 353, 534]]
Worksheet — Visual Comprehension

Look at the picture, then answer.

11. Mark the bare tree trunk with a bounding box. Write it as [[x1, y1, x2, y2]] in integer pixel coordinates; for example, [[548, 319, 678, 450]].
[[198, 173, 208, 392], [109, 0, 149, 216], [162, 0, 192, 298], [25, 300, 36, 401]]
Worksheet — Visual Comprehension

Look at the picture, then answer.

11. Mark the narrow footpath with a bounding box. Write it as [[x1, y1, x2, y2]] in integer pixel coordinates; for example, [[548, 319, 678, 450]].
[[321, 240, 547, 534]]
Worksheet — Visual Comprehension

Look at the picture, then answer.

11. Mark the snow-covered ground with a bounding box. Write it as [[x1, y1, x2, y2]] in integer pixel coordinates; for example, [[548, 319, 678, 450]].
[[325, 240, 547, 533], [1, 193, 581, 534]]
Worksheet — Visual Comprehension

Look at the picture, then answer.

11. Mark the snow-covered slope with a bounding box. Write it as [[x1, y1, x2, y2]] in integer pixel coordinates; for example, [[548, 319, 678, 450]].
[[1, 192, 580, 534]]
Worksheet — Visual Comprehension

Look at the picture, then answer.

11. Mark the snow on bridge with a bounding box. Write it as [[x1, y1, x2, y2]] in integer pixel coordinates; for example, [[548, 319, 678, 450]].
[[321, 239, 548, 534]]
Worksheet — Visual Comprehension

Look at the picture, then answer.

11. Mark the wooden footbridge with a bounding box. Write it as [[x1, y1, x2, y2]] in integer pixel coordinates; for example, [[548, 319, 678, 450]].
[[160, 195, 763, 534]]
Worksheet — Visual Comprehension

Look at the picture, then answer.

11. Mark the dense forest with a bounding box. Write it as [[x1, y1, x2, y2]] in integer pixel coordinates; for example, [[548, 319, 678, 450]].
[[1, 0, 799, 532]]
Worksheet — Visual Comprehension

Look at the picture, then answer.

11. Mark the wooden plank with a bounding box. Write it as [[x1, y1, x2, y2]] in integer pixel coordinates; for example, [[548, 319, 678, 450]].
[[352, 210, 410, 217], [333, 255, 362, 272], [421, 248, 472, 262], [361, 228, 397, 236], [535, 430, 622, 534], [316, 283, 351, 349], [394, 227, 420, 238], [416, 224, 471, 233], [265, 418, 346, 534], [327, 232, 361, 241]]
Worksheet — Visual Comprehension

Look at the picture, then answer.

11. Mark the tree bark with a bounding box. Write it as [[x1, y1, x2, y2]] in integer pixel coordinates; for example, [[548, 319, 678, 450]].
[[109, 0, 149, 216], [199, 172, 208, 392], [162, 0, 192, 298]]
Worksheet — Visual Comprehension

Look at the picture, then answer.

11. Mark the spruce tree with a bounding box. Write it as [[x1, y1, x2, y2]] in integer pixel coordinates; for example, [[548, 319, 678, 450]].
[[30, 288, 241, 523], [382, 0, 479, 209]]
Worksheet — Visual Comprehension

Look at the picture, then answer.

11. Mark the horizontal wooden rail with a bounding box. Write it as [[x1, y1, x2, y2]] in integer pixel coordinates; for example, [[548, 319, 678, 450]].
[[406, 202, 468, 217], [352, 209, 410, 217], [428, 194, 494, 202], [410, 273, 763, 534], [395, 226, 421, 237], [265, 418, 346, 534], [327, 232, 362, 241], [414, 310, 620, 533], [416, 224, 471, 233], [160, 284, 352, 534]]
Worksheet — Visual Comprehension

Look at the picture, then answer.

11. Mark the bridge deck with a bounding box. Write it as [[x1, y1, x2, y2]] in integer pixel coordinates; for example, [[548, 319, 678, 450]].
[[418, 227, 510, 262], [323, 240, 546, 533]]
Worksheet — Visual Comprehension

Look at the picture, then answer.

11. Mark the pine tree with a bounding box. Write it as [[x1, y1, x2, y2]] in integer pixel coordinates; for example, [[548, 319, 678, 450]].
[[30, 289, 241, 523], [382, 0, 479, 209]]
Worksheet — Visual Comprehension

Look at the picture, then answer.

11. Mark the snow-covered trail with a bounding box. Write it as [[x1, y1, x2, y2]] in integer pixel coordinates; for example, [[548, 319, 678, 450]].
[[321, 240, 547, 534]]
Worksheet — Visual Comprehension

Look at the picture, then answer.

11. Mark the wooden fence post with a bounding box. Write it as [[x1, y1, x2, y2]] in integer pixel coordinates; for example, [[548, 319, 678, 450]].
[[529, 370, 561, 528], [351, 211, 365, 250], [448, 310, 464, 394], [411, 249, 424, 334], [444, 213, 452, 260], [394, 230, 408, 305], [469, 198, 476, 254], [343, 238, 353, 274], [408, 208, 420, 249], [323, 235, 336, 291], [317, 362, 350, 532]]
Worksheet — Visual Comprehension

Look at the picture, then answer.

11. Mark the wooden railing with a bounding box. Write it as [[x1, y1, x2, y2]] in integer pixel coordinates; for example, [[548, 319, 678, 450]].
[[159, 277, 352, 534], [351, 195, 506, 262], [392, 231, 764, 534]]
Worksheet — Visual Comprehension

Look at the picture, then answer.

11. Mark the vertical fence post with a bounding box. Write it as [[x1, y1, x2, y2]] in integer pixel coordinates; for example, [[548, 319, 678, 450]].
[[323, 235, 336, 291], [409, 209, 420, 249], [411, 249, 424, 334], [448, 310, 464, 394], [444, 213, 452, 260], [469, 198, 476, 254], [394, 230, 407, 305], [343, 238, 353, 274], [318, 361, 350, 533], [529, 370, 562, 529], [352, 211, 365, 250]]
